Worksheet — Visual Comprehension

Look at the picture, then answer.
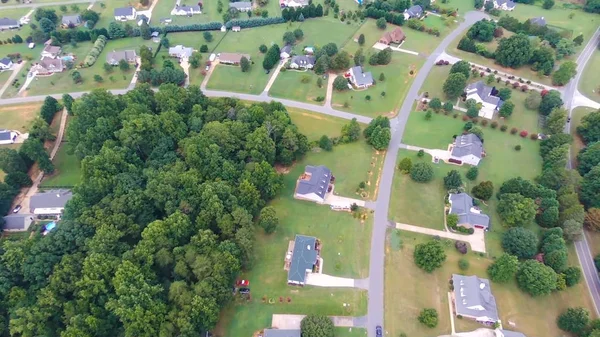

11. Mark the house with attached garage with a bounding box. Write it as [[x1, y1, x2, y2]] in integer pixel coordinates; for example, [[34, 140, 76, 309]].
[[285, 235, 320, 286], [264, 329, 301, 337], [2, 214, 33, 232], [346, 66, 374, 89], [280, 45, 292, 59], [0, 129, 17, 144], [485, 0, 516, 11], [379, 27, 406, 45], [229, 1, 252, 11], [219, 52, 251, 65], [529, 16, 546, 26], [403, 5, 423, 20], [451, 274, 498, 324], [294, 165, 333, 203], [448, 192, 490, 230], [31, 58, 64, 75], [169, 45, 193, 59], [106, 50, 137, 65], [171, 4, 202, 16], [41, 44, 62, 59], [289, 55, 315, 69], [114, 7, 138, 21], [0, 57, 13, 70], [0, 18, 20, 30], [61, 15, 82, 28], [449, 133, 484, 166], [465, 81, 503, 119], [30, 189, 73, 217]]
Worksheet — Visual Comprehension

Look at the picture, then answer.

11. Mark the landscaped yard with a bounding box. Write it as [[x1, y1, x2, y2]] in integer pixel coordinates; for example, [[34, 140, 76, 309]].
[[40, 144, 81, 187], [384, 230, 596, 337], [0, 102, 43, 132], [401, 15, 455, 55], [342, 19, 401, 56], [331, 52, 424, 117], [207, 62, 271, 94], [580, 49, 600, 103], [269, 70, 326, 104]]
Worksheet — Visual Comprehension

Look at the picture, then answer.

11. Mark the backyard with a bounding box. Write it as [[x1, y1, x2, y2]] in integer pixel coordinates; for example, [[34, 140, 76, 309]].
[[40, 144, 81, 187], [269, 70, 326, 104], [401, 15, 455, 55], [384, 230, 596, 337]]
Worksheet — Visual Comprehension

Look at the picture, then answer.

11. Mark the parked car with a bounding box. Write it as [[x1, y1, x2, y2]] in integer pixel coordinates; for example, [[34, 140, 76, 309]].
[[236, 280, 249, 286], [376, 326, 382, 336], [12, 205, 21, 213], [567, 117, 571, 123], [205, 65, 210, 71], [238, 288, 250, 294]]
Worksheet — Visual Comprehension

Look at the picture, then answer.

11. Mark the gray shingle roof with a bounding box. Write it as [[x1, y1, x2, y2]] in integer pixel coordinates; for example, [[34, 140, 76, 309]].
[[0, 57, 11, 66], [0, 130, 12, 141], [229, 1, 252, 9], [449, 192, 490, 229], [501, 330, 527, 337], [106, 50, 137, 64], [496, 0, 516, 7], [530, 16, 546, 26], [407, 5, 423, 17], [466, 81, 503, 106], [114, 7, 135, 16], [2, 214, 33, 231], [62, 15, 81, 26], [296, 165, 331, 200], [264, 329, 301, 337], [451, 133, 484, 158], [30, 189, 72, 210], [452, 274, 499, 322], [176, 5, 201, 13], [281, 45, 292, 54], [291, 55, 315, 67], [350, 66, 373, 87], [169, 45, 193, 58], [288, 235, 317, 284], [0, 18, 19, 28]]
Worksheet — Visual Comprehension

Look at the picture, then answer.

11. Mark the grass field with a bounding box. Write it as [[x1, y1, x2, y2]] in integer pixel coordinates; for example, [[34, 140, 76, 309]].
[[40, 144, 81, 187], [335, 327, 367, 337], [293, 17, 360, 54], [287, 106, 351, 141], [401, 15, 455, 55], [207, 62, 271, 94], [331, 53, 424, 117], [152, 0, 223, 25], [384, 230, 596, 337], [580, 49, 600, 103], [94, 0, 150, 30], [0, 70, 12, 89], [342, 19, 400, 56], [0, 102, 42, 132], [269, 70, 326, 104]]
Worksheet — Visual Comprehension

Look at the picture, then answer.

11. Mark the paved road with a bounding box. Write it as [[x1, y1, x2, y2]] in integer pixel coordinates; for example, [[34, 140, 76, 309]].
[[366, 11, 487, 337], [564, 26, 600, 317], [0, 0, 91, 9]]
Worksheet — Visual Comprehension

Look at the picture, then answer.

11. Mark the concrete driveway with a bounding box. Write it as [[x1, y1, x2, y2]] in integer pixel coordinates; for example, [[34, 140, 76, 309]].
[[305, 273, 369, 290], [394, 222, 486, 253], [271, 314, 362, 329]]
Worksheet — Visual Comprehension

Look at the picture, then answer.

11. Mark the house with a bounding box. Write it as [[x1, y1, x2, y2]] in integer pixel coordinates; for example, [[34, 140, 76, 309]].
[[114, 7, 137, 21], [0, 18, 20, 30], [286, 235, 319, 286], [2, 214, 33, 232], [0, 57, 13, 70], [294, 165, 333, 203], [403, 5, 423, 20], [219, 52, 251, 65], [61, 14, 82, 28], [31, 58, 64, 74], [106, 50, 137, 65], [171, 5, 202, 16], [290, 55, 315, 69], [169, 45, 193, 59], [41, 44, 62, 59], [485, 0, 516, 11], [448, 192, 490, 230], [232, 25, 241, 32], [450, 133, 484, 166], [229, 1, 252, 11], [465, 81, 503, 119], [264, 329, 301, 337], [30, 189, 73, 216], [347, 66, 373, 89], [0, 129, 17, 145], [379, 27, 406, 45], [529, 16, 546, 26], [280, 45, 292, 59], [279, 0, 309, 8], [451, 274, 499, 324]]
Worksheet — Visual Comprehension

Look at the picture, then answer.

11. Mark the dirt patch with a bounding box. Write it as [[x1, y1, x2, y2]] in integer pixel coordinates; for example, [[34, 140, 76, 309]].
[[275, 164, 292, 174], [0, 104, 40, 113]]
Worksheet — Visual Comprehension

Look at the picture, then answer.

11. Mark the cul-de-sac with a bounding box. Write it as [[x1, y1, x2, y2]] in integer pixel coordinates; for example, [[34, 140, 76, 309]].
[[0, 0, 600, 336]]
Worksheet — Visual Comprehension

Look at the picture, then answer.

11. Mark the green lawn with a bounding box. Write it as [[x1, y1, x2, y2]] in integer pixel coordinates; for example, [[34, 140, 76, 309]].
[[286, 106, 350, 141], [342, 19, 399, 56], [152, 0, 223, 25], [293, 17, 360, 54], [331, 52, 424, 117], [0, 8, 33, 47], [167, 30, 226, 53], [0, 102, 42, 132], [40, 144, 81, 187], [401, 15, 455, 55], [269, 70, 326, 104], [579, 49, 600, 103], [384, 230, 596, 337], [207, 62, 270, 94], [94, 0, 149, 30], [335, 327, 367, 337], [0, 70, 11, 89]]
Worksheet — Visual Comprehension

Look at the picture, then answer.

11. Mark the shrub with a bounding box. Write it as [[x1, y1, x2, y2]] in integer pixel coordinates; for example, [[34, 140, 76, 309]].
[[462, 115, 469, 121], [490, 121, 498, 129], [411, 162, 434, 182], [520, 130, 528, 138], [418, 308, 439, 328], [510, 127, 518, 134], [459, 258, 470, 270], [500, 125, 508, 132], [481, 119, 488, 127], [455, 241, 468, 254], [530, 133, 538, 140], [515, 145, 521, 151]]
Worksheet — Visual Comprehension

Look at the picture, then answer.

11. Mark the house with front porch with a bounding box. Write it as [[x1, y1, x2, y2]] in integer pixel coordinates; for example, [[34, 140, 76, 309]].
[[451, 274, 498, 324]]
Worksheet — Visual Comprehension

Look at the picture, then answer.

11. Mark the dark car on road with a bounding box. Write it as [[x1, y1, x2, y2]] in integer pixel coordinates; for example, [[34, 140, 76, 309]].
[[238, 288, 250, 294], [12, 205, 21, 213], [376, 326, 382, 336]]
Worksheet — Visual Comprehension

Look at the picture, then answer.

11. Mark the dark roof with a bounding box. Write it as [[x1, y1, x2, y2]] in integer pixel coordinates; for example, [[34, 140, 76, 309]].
[[501, 330, 527, 337], [106, 50, 137, 64], [61, 14, 82, 25], [407, 5, 423, 17], [350, 66, 374, 87], [2, 214, 33, 230], [296, 165, 331, 200], [0, 18, 19, 27], [114, 7, 135, 16], [281, 45, 293, 54], [30, 189, 73, 210], [530, 16, 546, 26], [496, 0, 517, 7], [264, 329, 302, 337], [452, 274, 498, 322], [0, 57, 10, 66], [452, 133, 484, 159], [229, 1, 252, 9], [290, 55, 315, 67], [288, 235, 317, 284], [449, 192, 490, 229], [465, 81, 503, 106], [380, 27, 405, 44], [0, 130, 12, 141]]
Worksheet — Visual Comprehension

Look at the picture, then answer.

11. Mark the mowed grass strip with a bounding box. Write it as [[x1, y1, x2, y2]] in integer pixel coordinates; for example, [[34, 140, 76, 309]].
[[579, 49, 600, 103], [269, 70, 326, 104], [41, 144, 81, 187], [385, 230, 596, 337]]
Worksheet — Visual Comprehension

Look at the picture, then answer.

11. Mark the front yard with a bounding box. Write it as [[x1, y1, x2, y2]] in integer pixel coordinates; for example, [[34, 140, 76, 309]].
[[269, 70, 326, 104], [401, 15, 455, 55]]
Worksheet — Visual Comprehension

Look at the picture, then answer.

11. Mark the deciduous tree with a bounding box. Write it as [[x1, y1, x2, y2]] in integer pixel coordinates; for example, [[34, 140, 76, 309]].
[[502, 227, 538, 259], [516, 260, 557, 296], [414, 240, 446, 272], [487, 253, 519, 283]]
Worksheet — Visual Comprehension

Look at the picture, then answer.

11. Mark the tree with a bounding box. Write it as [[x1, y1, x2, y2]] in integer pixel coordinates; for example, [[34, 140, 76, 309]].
[[564, 266, 582, 287], [578, 110, 600, 144], [543, 0, 555, 8], [545, 108, 567, 135], [495, 34, 533, 68], [40, 96, 61, 123], [4, 171, 32, 188], [71, 70, 82, 84], [330, 51, 351, 71], [502, 227, 538, 259], [411, 162, 434, 183], [462, 168, 477, 182], [467, 19, 496, 42], [539, 90, 563, 116], [497, 193, 536, 227], [293, 28, 303, 40], [203, 31, 213, 42], [418, 308, 439, 328], [379, 72, 385, 82], [581, 166, 600, 208], [240, 56, 250, 72], [444, 170, 462, 190], [413, 240, 446, 273], [472, 181, 494, 200], [354, 48, 365, 66], [341, 118, 361, 143], [140, 21, 151, 40], [200, 44, 208, 52], [333, 76, 349, 91], [259, 206, 278, 234], [450, 60, 471, 79], [443, 73, 467, 99], [556, 39, 576, 60], [283, 31, 296, 45], [545, 249, 568, 272], [0, 149, 27, 174], [93, 74, 103, 82], [552, 61, 577, 86], [487, 253, 519, 283], [301, 314, 334, 337], [530, 47, 555, 76], [557, 308, 590, 335], [525, 91, 542, 110], [475, 0, 485, 9], [376, 17, 387, 29], [368, 126, 391, 150], [259, 44, 268, 53], [314, 55, 329, 74], [585, 208, 600, 231], [39, 17, 55, 33], [573, 34, 584, 46], [398, 157, 412, 174], [585, 0, 600, 12], [429, 98, 442, 110], [516, 260, 557, 296], [263, 44, 280, 70], [189, 51, 202, 69], [497, 88, 512, 101], [358, 33, 365, 46], [319, 135, 333, 151], [443, 102, 454, 113], [118, 58, 130, 72], [499, 100, 515, 118]]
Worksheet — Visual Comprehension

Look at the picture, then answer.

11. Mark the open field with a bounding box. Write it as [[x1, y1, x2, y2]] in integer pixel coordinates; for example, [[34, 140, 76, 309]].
[[385, 230, 596, 337], [269, 70, 326, 104], [293, 17, 360, 54], [331, 53, 424, 117], [287, 106, 350, 141], [40, 144, 81, 187], [335, 327, 367, 337], [580, 49, 600, 103], [0, 102, 42, 132], [401, 15, 455, 55], [207, 62, 271, 94]]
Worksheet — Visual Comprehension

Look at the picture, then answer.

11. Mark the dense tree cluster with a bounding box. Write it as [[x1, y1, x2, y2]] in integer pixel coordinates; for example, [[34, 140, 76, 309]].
[[363, 116, 391, 150], [413, 240, 446, 272]]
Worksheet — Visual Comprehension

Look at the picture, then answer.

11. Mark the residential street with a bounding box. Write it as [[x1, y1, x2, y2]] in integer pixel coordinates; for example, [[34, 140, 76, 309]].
[[0, 0, 92, 9]]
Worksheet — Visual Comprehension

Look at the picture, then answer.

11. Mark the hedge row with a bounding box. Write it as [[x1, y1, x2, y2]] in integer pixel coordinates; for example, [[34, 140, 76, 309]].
[[225, 17, 286, 29], [151, 21, 222, 34], [83, 35, 107, 67]]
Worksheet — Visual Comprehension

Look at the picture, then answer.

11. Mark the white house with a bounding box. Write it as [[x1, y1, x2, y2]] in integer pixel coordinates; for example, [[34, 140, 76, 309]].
[[290, 55, 315, 69], [229, 1, 252, 11], [450, 133, 484, 166], [280, 45, 292, 59], [29, 189, 73, 216], [0, 57, 12, 70], [0, 129, 17, 145], [465, 81, 504, 119], [279, 0, 309, 8], [485, 0, 516, 11], [114, 7, 137, 21], [171, 5, 201, 16], [169, 45, 193, 59]]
